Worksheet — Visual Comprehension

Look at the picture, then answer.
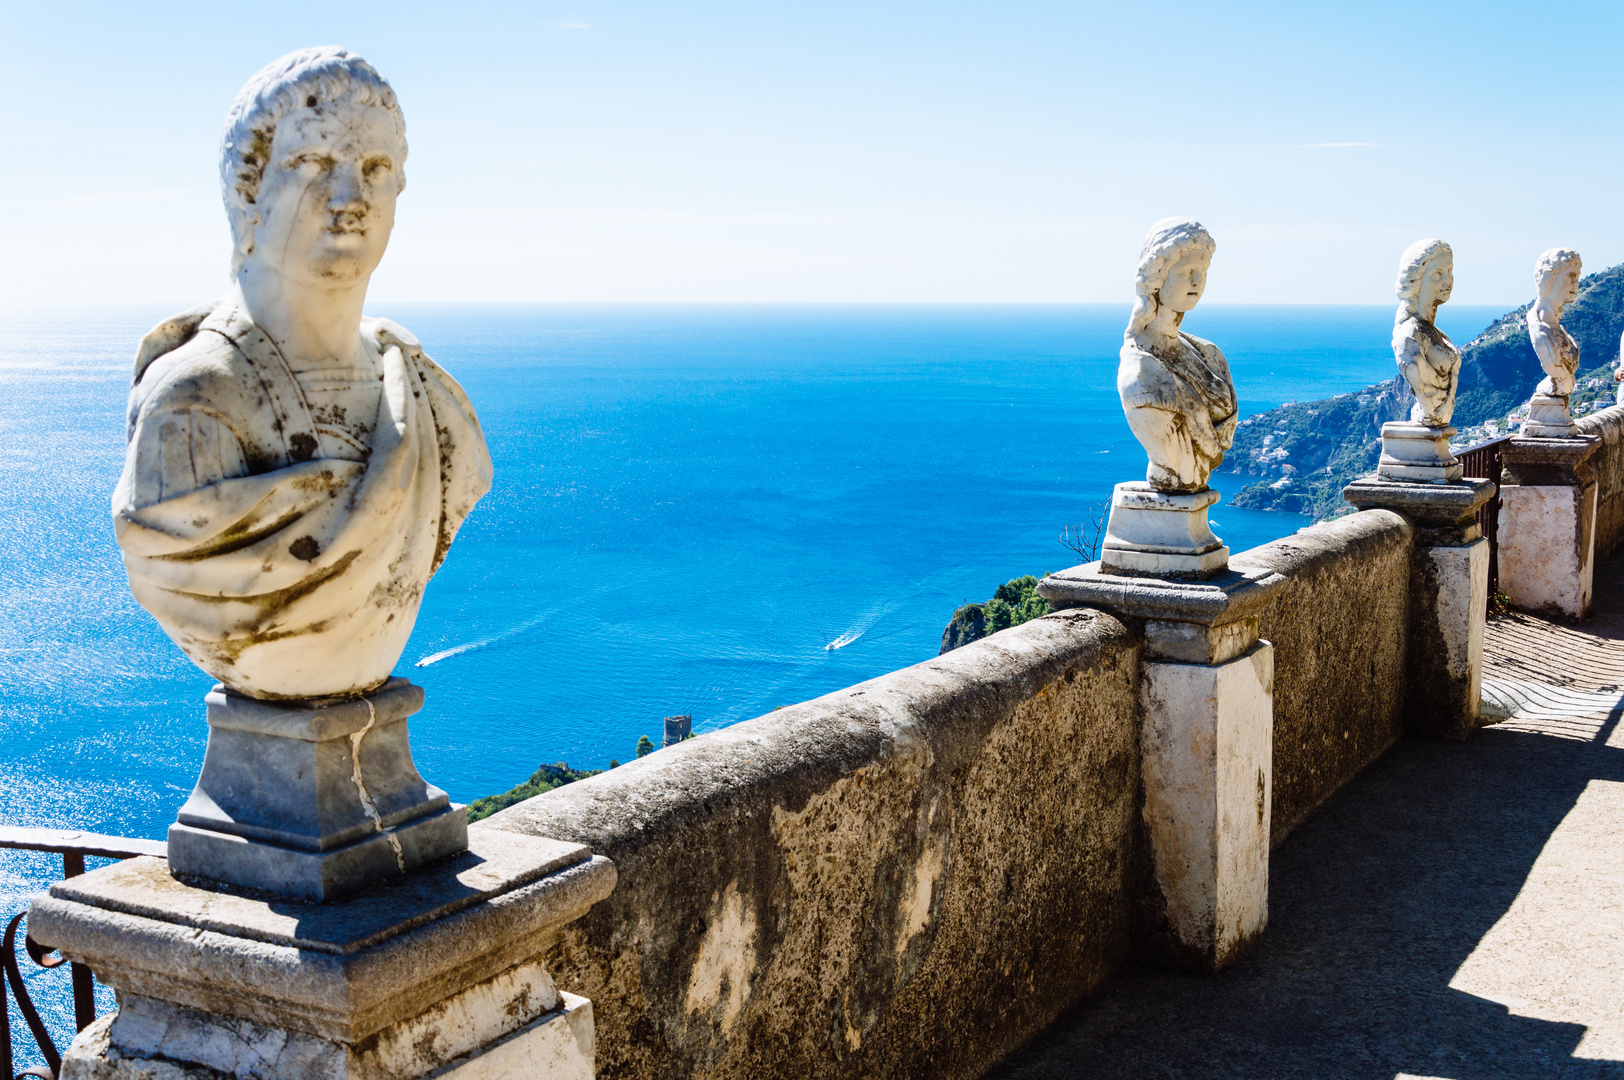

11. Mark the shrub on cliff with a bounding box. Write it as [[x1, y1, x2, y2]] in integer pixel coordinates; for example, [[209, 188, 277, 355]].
[[940, 575, 1050, 654], [468, 761, 602, 822]]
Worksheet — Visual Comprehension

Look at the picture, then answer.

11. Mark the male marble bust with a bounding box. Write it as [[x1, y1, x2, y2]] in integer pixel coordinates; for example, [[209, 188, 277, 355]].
[[1522, 247, 1582, 437], [113, 47, 492, 701]]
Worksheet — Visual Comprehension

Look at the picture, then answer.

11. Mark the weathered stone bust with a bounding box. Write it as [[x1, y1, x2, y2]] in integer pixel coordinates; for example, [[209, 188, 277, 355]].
[[1118, 217, 1237, 492], [1392, 238, 1459, 427], [1530, 247, 1582, 395], [1520, 248, 1583, 437], [112, 47, 492, 701]]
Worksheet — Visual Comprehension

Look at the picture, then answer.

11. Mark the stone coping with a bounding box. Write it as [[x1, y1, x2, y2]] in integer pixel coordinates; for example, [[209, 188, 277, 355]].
[[1342, 476, 1496, 527], [1501, 434, 1601, 468], [1037, 561, 1287, 626], [27, 827, 617, 1042], [45, 827, 586, 955]]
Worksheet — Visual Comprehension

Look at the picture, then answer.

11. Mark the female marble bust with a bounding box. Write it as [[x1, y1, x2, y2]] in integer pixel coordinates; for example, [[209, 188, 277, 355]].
[[112, 48, 492, 700], [1393, 239, 1459, 428], [1529, 247, 1582, 397], [1117, 217, 1237, 493]]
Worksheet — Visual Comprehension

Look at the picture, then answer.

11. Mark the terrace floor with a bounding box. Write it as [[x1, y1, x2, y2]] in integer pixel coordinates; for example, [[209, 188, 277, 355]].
[[987, 551, 1624, 1080]]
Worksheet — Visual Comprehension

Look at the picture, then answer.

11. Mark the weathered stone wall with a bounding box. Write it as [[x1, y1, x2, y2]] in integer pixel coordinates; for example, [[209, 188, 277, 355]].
[[488, 609, 1144, 1080], [1576, 404, 1624, 558], [1236, 510, 1414, 845]]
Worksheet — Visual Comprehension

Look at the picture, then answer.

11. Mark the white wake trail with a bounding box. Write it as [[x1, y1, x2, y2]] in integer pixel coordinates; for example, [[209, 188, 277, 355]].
[[415, 609, 556, 668]]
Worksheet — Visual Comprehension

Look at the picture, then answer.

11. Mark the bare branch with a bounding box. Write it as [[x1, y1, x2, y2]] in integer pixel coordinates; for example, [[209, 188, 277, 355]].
[[1057, 501, 1110, 564]]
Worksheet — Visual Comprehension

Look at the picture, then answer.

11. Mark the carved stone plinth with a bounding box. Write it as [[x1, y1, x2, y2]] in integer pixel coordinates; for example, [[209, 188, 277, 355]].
[[1377, 421, 1462, 482], [168, 678, 466, 902], [29, 827, 615, 1080], [1099, 482, 1229, 579], [1040, 562, 1286, 972], [1344, 476, 1494, 739], [1499, 435, 1600, 618], [1521, 392, 1578, 438]]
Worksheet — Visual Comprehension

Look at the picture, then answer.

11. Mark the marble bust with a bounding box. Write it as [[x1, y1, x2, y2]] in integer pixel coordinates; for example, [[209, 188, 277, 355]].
[[1522, 248, 1582, 437], [1118, 217, 1237, 492], [1530, 249, 1582, 393], [1097, 218, 1235, 578], [112, 47, 492, 701], [1392, 239, 1459, 428]]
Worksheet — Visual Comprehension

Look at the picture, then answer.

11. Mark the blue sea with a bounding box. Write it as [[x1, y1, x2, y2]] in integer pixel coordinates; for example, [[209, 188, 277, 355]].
[[0, 302, 1500, 1059]]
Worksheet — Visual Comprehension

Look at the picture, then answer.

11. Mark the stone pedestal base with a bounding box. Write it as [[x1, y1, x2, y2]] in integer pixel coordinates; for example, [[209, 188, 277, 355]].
[[1377, 421, 1462, 482], [1039, 561, 1286, 972], [1500, 436, 1600, 619], [1344, 476, 1496, 739], [1099, 482, 1228, 578], [169, 678, 467, 901], [30, 827, 615, 1080], [1520, 392, 1578, 438]]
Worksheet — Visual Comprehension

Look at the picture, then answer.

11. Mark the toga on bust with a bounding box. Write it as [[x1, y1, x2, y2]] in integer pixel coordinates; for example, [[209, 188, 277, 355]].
[[112, 48, 491, 701], [1118, 217, 1236, 492]]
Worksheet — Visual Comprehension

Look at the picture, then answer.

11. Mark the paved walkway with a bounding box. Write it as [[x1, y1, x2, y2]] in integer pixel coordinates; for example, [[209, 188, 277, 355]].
[[988, 554, 1624, 1080]]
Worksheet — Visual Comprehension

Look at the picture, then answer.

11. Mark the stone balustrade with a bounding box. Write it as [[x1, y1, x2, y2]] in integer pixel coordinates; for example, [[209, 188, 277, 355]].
[[472, 508, 1440, 1080]]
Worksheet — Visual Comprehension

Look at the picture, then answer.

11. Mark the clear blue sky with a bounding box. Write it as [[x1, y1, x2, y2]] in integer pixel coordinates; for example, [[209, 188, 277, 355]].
[[3, 1, 1621, 306]]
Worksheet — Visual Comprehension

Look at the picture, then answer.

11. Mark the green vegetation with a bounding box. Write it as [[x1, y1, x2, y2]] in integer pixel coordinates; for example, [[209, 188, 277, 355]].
[[467, 761, 602, 822], [940, 574, 1050, 653], [1226, 262, 1624, 520], [468, 731, 679, 821]]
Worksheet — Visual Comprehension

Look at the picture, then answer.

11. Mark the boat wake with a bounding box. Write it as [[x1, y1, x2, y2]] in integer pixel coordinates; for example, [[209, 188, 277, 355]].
[[825, 629, 863, 651], [415, 610, 554, 668]]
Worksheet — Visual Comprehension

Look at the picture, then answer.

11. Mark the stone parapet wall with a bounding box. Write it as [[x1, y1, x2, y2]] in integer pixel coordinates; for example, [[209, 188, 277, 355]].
[[489, 609, 1144, 1080], [1236, 510, 1414, 844], [1576, 404, 1624, 558], [485, 513, 1420, 1079]]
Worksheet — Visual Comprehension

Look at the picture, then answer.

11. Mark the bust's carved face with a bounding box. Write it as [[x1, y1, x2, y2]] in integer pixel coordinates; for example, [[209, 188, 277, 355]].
[[1418, 255, 1453, 316], [1159, 249, 1210, 315], [1544, 266, 1580, 308], [247, 101, 400, 287]]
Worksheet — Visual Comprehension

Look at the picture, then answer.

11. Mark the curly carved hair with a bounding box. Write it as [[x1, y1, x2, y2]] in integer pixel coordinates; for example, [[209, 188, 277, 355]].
[[1125, 217, 1216, 341], [220, 47, 408, 272], [1534, 247, 1582, 293], [1394, 238, 1452, 318]]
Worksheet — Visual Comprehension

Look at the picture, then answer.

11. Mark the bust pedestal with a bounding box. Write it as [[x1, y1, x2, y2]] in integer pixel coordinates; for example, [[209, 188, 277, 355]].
[[1343, 475, 1495, 739], [30, 827, 615, 1080], [1498, 435, 1600, 618], [1099, 482, 1228, 578], [168, 679, 467, 902], [1039, 561, 1286, 973], [1520, 392, 1578, 438], [1377, 421, 1463, 482]]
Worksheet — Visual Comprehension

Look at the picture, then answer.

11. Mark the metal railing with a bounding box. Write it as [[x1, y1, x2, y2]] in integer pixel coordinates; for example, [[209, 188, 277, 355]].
[[1456, 435, 1510, 607], [0, 827, 165, 1080]]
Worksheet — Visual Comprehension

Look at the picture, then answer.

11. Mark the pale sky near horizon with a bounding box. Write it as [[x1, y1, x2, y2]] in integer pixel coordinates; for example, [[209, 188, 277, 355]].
[[4, 1, 1622, 308]]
